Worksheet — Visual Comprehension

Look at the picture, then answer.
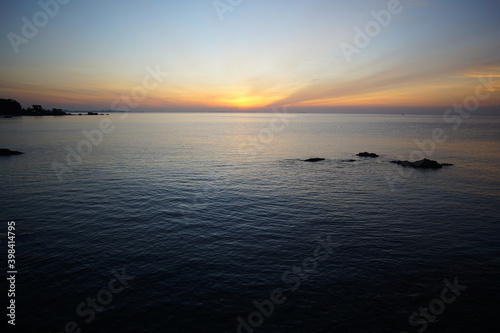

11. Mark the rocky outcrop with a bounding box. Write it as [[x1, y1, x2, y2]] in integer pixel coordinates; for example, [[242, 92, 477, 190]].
[[391, 158, 452, 169], [0, 149, 23, 156], [357, 152, 379, 158], [303, 158, 325, 162]]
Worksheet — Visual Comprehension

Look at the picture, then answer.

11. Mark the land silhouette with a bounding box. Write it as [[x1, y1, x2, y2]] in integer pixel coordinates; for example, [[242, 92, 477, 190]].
[[0, 98, 68, 116]]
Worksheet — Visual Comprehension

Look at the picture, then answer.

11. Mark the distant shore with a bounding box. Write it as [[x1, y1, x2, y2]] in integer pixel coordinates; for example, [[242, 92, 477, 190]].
[[0, 99, 112, 117], [1, 111, 111, 118], [2, 97, 498, 116]]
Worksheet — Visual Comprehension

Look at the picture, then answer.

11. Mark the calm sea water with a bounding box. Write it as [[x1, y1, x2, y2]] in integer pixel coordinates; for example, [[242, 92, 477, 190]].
[[1, 113, 499, 332]]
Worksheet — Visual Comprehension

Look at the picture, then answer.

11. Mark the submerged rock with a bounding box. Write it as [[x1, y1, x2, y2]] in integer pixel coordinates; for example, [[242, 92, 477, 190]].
[[357, 152, 379, 158], [391, 158, 452, 169], [0, 148, 23, 156], [303, 158, 325, 162]]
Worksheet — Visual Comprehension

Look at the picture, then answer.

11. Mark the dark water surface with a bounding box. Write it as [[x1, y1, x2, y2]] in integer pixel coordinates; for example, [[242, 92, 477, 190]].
[[1, 113, 499, 332]]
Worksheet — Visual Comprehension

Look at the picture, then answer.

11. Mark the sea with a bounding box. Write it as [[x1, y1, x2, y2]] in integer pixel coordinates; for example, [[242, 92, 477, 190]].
[[1, 112, 499, 333]]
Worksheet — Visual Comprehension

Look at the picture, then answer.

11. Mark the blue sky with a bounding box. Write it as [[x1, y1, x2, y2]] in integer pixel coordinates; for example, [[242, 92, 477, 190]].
[[0, 0, 499, 112]]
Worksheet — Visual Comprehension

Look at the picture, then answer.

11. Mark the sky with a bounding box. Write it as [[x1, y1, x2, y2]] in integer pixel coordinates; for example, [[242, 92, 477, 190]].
[[0, 0, 499, 113]]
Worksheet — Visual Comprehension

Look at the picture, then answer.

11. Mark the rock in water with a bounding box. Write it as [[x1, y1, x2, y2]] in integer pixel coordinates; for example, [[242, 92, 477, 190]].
[[303, 158, 325, 162], [391, 158, 450, 169], [0, 148, 23, 156], [357, 152, 379, 157]]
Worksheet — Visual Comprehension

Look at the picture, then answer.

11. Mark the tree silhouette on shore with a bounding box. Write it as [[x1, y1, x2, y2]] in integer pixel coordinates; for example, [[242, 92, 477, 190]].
[[0, 98, 68, 116]]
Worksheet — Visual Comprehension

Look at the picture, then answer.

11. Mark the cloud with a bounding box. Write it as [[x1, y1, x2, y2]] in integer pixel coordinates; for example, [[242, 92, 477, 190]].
[[455, 63, 500, 78], [268, 46, 500, 108]]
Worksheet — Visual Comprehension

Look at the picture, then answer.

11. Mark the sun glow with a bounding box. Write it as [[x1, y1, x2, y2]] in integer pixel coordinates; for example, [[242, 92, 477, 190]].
[[217, 95, 278, 109]]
